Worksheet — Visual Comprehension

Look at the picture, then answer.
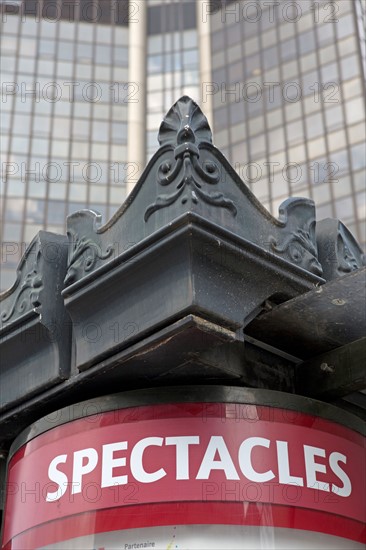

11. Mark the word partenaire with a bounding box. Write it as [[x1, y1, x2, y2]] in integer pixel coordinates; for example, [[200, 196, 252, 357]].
[[46, 434, 351, 501]]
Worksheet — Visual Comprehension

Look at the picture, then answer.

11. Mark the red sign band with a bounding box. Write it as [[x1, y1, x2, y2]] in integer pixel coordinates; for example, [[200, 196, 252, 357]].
[[2, 403, 365, 548]]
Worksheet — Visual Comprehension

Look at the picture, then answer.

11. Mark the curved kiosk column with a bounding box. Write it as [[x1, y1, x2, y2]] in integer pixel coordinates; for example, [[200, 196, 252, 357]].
[[2, 388, 365, 549]]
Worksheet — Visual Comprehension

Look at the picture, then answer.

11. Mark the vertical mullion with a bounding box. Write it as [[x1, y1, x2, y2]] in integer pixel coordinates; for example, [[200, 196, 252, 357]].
[[20, 0, 43, 247], [43, 0, 61, 229]]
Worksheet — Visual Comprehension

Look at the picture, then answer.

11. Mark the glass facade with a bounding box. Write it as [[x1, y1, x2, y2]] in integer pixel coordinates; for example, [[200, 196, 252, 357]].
[[146, 0, 199, 161], [1, 0, 365, 291], [209, 0, 366, 249], [1, 0, 130, 290], [1, 2, 128, 294]]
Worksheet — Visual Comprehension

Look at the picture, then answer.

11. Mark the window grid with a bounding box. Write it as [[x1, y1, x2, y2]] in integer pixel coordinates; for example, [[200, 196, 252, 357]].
[[210, 0, 365, 245], [0, 1, 129, 290]]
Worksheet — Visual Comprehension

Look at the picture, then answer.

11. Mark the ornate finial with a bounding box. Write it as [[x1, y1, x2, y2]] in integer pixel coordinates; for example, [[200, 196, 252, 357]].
[[158, 95, 212, 147], [144, 96, 236, 221]]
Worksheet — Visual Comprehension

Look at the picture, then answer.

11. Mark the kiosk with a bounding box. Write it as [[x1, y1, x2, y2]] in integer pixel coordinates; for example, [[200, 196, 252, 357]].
[[1, 97, 365, 549]]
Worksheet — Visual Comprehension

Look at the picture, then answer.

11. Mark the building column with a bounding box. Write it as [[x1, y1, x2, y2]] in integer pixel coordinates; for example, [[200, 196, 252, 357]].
[[196, 0, 213, 129], [127, 0, 147, 194]]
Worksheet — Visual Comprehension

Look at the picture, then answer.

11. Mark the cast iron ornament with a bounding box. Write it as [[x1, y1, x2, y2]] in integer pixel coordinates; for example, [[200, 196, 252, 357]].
[[316, 218, 366, 280], [269, 198, 323, 276], [0, 233, 46, 325], [144, 96, 237, 221], [59, 96, 366, 286], [1, 262, 43, 323], [64, 229, 114, 286]]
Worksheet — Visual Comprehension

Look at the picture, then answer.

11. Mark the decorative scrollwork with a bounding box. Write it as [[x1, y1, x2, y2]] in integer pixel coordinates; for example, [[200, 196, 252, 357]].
[[145, 96, 237, 221], [64, 233, 114, 286], [1, 262, 43, 323], [337, 239, 360, 274], [270, 228, 323, 276], [316, 218, 366, 280]]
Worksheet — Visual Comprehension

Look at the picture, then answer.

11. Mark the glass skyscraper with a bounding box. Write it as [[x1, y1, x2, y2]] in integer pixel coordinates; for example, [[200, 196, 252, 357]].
[[1, 0, 130, 290], [1, 0, 365, 291], [209, 0, 365, 246], [146, 0, 200, 160]]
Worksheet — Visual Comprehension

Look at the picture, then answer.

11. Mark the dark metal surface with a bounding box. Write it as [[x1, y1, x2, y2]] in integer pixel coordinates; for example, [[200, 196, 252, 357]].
[[336, 390, 366, 422], [296, 337, 366, 398], [0, 97, 365, 503], [63, 215, 323, 373], [246, 268, 366, 359], [62, 97, 325, 288], [9, 385, 366, 459], [316, 218, 366, 281], [0, 232, 71, 411]]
